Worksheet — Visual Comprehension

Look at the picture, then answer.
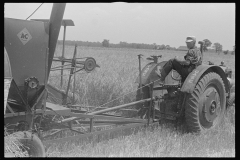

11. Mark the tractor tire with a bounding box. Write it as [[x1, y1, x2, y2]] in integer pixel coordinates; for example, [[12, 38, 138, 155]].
[[185, 72, 226, 133], [136, 85, 150, 118], [13, 131, 46, 157], [227, 92, 235, 107]]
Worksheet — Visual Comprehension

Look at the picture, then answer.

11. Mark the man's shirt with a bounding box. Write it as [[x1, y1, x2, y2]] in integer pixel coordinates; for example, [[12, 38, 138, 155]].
[[184, 48, 202, 66]]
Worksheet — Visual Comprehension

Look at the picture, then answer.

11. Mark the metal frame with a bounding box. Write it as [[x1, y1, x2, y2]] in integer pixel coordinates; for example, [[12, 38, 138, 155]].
[[35, 50, 162, 144], [49, 44, 99, 105], [35, 52, 161, 144], [5, 5, 159, 148], [25, 52, 156, 143], [37, 96, 156, 144], [4, 34, 174, 147], [31, 19, 75, 89]]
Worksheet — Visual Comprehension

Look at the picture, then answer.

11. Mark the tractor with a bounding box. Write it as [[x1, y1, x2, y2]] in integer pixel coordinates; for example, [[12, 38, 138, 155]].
[[4, 3, 235, 157], [135, 41, 235, 133]]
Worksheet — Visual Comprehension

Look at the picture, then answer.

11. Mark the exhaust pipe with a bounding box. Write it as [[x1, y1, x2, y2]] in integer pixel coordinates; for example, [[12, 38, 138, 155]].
[[47, 3, 66, 77]]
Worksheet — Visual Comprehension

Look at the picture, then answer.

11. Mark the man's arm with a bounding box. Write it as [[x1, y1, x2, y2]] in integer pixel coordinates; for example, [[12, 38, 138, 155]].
[[185, 49, 202, 65]]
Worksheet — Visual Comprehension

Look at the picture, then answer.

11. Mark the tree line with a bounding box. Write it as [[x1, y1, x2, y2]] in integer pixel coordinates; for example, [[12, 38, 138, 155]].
[[57, 39, 235, 55], [196, 39, 234, 55], [57, 39, 177, 50]]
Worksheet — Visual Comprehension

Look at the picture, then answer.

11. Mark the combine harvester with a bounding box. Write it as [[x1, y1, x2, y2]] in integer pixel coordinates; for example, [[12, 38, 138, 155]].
[[4, 3, 235, 157]]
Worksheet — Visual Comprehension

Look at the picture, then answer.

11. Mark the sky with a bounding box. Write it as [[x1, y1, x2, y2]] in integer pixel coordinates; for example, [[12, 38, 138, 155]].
[[4, 3, 235, 50]]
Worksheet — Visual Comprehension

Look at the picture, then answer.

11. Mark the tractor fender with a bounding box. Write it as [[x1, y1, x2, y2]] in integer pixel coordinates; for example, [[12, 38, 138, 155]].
[[180, 64, 230, 94], [135, 61, 167, 85]]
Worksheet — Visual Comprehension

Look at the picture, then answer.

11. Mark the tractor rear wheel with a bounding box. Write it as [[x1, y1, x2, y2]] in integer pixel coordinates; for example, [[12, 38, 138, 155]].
[[227, 92, 235, 107], [185, 72, 226, 133], [13, 131, 46, 157]]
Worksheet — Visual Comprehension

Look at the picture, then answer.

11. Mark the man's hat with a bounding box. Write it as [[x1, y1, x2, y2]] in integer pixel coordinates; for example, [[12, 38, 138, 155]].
[[186, 36, 196, 42]]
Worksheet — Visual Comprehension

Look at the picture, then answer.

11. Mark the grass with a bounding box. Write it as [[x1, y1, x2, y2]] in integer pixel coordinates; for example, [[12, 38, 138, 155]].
[[45, 108, 235, 157], [47, 45, 235, 157], [49, 45, 235, 107], [4, 129, 28, 157]]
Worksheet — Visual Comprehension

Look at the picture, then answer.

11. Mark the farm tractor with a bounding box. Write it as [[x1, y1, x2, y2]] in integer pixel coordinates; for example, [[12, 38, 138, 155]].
[[4, 3, 235, 157], [135, 41, 235, 133]]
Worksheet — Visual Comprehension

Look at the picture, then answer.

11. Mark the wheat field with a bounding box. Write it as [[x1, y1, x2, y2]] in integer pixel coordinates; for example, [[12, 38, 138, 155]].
[[46, 45, 235, 157], [49, 45, 235, 107]]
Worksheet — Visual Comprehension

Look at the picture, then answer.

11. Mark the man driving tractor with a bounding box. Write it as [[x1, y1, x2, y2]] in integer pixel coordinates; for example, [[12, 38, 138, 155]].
[[158, 36, 203, 84]]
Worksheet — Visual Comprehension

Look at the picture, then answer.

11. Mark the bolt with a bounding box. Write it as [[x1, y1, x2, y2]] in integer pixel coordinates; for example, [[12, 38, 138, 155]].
[[210, 103, 216, 114]]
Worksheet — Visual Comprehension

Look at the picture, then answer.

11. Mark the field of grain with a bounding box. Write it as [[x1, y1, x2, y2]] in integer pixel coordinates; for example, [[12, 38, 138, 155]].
[[46, 45, 235, 157]]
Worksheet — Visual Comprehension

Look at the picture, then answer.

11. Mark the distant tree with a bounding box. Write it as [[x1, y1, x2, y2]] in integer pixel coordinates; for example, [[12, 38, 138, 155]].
[[223, 50, 229, 55], [102, 39, 109, 47], [166, 45, 170, 50], [153, 43, 157, 50], [219, 44, 223, 52], [202, 39, 212, 52], [219, 44, 223, 54], [162, 44, 166, 50], [213, 42, 222, 54], [119, 41, 127, 48], [158, 44, 166, 50], [231, 45, 235, 55], [137, 44, 141, 49]]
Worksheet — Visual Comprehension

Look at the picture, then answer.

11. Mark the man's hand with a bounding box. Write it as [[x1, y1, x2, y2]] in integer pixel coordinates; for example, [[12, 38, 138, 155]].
[[174, 56, 190, 65], [174, 56, 180, 61], [179, 60, 190, 65]]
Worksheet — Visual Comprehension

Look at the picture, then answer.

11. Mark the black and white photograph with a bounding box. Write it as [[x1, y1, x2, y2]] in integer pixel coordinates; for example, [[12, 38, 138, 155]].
[[4, 3, 235, 157]]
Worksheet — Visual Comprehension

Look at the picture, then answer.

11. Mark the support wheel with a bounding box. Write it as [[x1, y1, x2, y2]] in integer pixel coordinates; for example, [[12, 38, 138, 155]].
[[13, 131, 46, 157], [185, 72, 226, 133]]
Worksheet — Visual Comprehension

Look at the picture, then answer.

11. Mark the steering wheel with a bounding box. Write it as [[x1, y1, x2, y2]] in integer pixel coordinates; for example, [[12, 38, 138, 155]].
[[146, 55, 162, 63]]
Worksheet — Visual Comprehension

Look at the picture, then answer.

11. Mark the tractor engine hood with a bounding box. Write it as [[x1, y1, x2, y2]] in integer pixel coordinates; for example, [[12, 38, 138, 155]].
[[135, 61, 167, 85]]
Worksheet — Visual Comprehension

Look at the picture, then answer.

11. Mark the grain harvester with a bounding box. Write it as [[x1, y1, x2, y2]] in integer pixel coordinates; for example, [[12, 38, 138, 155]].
[[4, 3, 155, 157], [4, 3, 99, 157], [135, 41, 235, 133]]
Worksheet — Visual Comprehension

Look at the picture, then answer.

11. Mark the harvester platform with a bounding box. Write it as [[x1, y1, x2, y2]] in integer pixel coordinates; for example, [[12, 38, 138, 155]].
[[45, 102, 71, 116]]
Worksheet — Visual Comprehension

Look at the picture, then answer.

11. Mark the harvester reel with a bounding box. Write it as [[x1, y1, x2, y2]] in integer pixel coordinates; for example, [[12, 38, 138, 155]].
[[84, 58, 96, 72]]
